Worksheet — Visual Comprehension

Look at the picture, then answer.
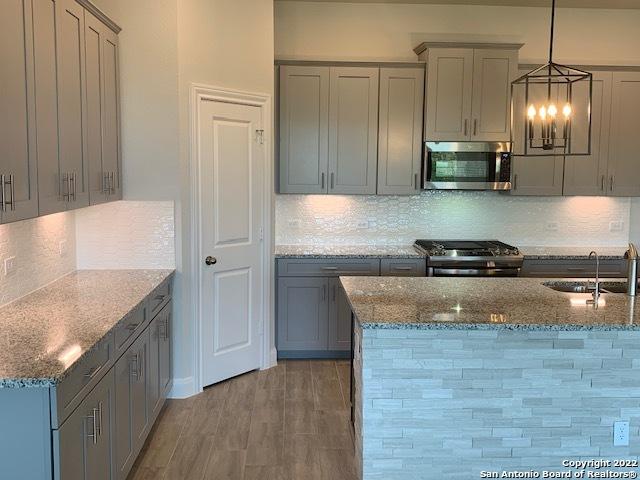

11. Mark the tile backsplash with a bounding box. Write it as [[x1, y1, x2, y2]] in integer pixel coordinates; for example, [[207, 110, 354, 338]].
[[276, 192, 632, 247], [0, 212, 77, 307], [75, 201, 175, 269]]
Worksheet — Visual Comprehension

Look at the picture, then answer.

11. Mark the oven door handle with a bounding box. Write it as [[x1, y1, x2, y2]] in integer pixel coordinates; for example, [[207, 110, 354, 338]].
[[431, 268, 520, 277]]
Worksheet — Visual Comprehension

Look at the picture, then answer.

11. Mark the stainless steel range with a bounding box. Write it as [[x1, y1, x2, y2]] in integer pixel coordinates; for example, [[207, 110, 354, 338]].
[[414, 240, 524, 277]]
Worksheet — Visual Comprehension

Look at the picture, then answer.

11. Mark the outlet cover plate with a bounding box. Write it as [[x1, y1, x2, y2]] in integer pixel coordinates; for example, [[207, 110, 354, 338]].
[[4, 256, 16, 277], [614, 421, 630, 446]]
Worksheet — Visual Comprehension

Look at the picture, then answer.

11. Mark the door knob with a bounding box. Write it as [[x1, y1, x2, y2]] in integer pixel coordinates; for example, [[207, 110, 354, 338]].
[[205, 256, 217, 266]]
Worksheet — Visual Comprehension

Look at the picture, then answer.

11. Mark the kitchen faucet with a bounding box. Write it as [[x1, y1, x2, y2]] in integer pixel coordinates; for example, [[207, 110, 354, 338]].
[[586, 251, 600, 307], [627, 243, 638, 297]]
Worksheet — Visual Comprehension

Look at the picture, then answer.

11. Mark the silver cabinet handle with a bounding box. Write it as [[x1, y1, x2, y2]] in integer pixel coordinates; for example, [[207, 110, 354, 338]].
[[394, 266, 413, 271], [473, 119, 478, 136], [610, 175, 615, 192], [320, 266, 338, 271], [330, 172, 335, 190], [464, 119, 468, 136], [110, 172, 116, 194], [87, 408, 98, 445], [321, 172, 325, 190], [126, 322, 140, 331], [72, 172, 77, 201], [130, 353, 139, 379], [322, 285, 327, 302], [96, 401, 103, 438], [601, 175, 606, 192], [83, 365, 102, 381], [8, 174, 14, 211], [63, 173, 71, 201], [414, 173, 419, 190], [159, 318, 170, 341], [0, 175, 5, 212], [139, 350, 144, 380], [513, 174, 518, 191]]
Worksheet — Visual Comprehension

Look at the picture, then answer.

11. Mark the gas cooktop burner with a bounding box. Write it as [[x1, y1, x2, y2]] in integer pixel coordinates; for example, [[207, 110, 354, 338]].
[[414, 239, 521, 257]]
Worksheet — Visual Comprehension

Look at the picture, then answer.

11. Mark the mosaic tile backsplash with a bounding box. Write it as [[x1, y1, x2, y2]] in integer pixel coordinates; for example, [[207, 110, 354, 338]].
[[76, 201, 175, 269], [0, 212, 77, 307], [276, 192, 632, 247]]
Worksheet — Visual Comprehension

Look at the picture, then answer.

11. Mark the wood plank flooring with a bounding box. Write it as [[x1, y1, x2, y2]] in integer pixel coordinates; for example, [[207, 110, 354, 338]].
[[128, 360, 357, 480]]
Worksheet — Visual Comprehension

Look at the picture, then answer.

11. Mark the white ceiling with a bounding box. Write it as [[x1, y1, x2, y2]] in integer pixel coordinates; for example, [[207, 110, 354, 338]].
[[277, 0, 640, 9]]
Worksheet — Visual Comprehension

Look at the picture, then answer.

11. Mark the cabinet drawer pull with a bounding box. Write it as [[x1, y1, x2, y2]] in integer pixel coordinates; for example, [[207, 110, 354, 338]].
[[126, 322, 140, 331], [130, 353, 139, 379], [83, 365, 102, 381], [610, 175, 614, 192], [96, 401, 103, 438], [601, 175, 606, 192], [393, 266, 413, 271], [330, 172, 335, 190], [87, 408, 98, 445], [464, 119, 468, 136], [321, 172, 325, 190], [154, 294, 166, 302], [0, 174, 6, 212], [321, 266, 338, 271], [473, 119, 478, 136]]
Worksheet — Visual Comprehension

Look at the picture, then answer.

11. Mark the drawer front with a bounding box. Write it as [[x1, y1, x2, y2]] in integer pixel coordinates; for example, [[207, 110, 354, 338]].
[[277, 258, 380, 277], [520, 259, 627, 278], [380, 258, 426, 276], [114, 303, 146, 355], [54, 332, 115, 427], [148, 279, 172, 319]]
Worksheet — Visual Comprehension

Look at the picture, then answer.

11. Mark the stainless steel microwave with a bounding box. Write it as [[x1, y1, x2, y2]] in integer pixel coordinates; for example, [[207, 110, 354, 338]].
[[423, 142, 512, 191]]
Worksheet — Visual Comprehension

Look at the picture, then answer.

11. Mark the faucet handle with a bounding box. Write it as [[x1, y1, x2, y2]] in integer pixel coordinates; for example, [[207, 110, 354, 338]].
[[626, 243, 638, 259]]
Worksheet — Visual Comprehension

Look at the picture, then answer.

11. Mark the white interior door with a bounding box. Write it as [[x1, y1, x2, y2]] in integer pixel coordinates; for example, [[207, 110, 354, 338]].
[[200, 99, 264, 387]]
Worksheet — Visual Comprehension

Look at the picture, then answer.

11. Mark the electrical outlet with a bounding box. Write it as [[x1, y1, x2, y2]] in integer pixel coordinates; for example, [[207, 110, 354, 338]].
[[545, 222, 559, 232], [59, 240, 68, 257], [4, 256, 16, 277], [288, 219, 301, 228], [355, 221, 369, 230], [610, 220, 624, 233], [614, 421, 630, 446]]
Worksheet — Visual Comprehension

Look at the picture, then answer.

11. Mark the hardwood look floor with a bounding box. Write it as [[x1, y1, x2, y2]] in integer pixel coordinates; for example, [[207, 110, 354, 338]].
[[128, 360, 357, 480]]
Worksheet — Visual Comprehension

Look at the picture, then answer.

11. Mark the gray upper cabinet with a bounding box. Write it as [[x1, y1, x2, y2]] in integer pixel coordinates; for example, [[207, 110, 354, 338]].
[[279, 66, 330, 194], [608, 72, 640, 197], [425, 48, 474, 142], [56, 0, 90, 209], [55, 369, 115, 480], [423, 45, 518, 142], [329, 67, 379, 194], [470, 49, 517, 141], [377, 67, 425, 195], [85, 11, 122, 205], [563, 72, 612, 196], [0, 0, 39, 223]]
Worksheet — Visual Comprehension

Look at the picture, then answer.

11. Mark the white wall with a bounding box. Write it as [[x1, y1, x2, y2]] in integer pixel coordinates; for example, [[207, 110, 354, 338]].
[[0, 213, 76, 307], [275, 1, 640, 65], [276, 193, 631, 247]]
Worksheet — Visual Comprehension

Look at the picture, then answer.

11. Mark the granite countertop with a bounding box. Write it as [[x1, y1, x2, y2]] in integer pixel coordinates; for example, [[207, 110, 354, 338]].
[[340, 276, 640, 331], [519, 246, 628, 260], [0, 269, 174, 388], [274, 244, 425, 259]]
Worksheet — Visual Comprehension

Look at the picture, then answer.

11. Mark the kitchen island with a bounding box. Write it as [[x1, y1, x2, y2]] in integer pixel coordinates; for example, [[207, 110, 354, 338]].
[[342, 276, 640, 480]]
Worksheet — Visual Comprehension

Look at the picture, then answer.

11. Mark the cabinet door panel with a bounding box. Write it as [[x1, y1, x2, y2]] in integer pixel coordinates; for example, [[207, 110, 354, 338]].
[[131, 331, 150, 453], [328, 278, 352, 351], [377, 67, 424, 195], [277, 278, 328, 351], [564, 72, 612, 196], [147, 315, 161, 422], [0, 0, 39, 223], [328, 67, 379, 194], [159, 304, 172, 398], [471, 49, 517, 142], [425, 48, 473, 141], [279, 66, 329, 194], [56, 0, 89, 208], [102, 28, 122, 200], [608, 72, 640, 196]]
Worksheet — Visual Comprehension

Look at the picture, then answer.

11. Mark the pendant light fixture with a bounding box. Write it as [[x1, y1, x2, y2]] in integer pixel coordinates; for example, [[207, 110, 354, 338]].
[[510, 0, 592, 157]]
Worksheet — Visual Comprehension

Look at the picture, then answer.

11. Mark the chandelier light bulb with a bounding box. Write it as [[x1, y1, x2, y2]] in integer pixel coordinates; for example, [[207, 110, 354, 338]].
[[563, 103, 572, 118], [548, 104, 558, 118], [538, 106, 547, 120], [527, 104, 536, 119]]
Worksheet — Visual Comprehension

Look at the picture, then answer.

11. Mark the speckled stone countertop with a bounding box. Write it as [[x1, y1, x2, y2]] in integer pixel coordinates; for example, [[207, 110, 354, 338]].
[[520, 246, 628, 260], [274, 244, 425, 259], [0, 269, 174, 388], [340, 276, 640, 331]]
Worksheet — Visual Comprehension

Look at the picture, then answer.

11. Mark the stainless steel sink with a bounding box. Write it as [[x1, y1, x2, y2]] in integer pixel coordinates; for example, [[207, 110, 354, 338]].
[[543, 281, 593, 294]]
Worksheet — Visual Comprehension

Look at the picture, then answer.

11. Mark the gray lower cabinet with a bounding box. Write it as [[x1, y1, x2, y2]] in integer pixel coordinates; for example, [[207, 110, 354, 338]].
[[520, 258, 627, 278], [328, 277, 352, 351], [54, 369, 115, 480], [115, 328, 150, 480], [277, 277, 329, 352], [148, 302, 172, 422], [276, 257, 424, 358]]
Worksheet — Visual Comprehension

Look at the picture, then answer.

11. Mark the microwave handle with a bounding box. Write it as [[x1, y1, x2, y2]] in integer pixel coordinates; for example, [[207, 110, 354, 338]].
[[423, 147, 433, 186]]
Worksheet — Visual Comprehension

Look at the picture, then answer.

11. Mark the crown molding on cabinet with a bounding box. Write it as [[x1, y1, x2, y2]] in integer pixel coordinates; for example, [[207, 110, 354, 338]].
[[76, 0, 122, 33], [275, 59, 425, 68], [414, 41, 524, 55]]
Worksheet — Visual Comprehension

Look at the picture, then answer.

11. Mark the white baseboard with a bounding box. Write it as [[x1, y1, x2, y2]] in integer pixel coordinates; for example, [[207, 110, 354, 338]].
[[168, 376, 197, 399]]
